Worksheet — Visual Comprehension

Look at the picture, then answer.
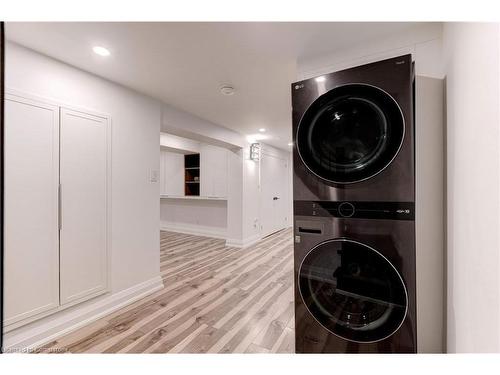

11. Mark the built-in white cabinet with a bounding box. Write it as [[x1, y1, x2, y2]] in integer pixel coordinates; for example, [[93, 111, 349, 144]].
[[160, 149, 184, 196], [59, 108, 110, 306], [160, 142, 228, 198], [200, 144, 228, 198], [3, 92, 110, 330], [4, 94, 61, 327]]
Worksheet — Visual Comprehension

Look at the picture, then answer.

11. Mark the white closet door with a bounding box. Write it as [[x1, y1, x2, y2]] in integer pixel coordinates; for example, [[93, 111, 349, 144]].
[[4, 94, 60, 327], [60, 108, 109, 306]]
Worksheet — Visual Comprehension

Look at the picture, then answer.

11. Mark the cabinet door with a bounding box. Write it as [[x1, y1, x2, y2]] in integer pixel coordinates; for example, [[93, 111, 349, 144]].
[[60, 108, 109, 306], [213, 149, 227, 197], [160, 150, 184, 196], [200, 145, 227, 198], [200, 145, 212, 197], [4, 94, 60, 327]]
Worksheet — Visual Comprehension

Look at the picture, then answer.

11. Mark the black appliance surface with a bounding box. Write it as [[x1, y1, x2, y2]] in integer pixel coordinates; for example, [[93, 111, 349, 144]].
[[294, 210, 416, 353], [292, 54, 414, 202], [292, 55, 416, 354]]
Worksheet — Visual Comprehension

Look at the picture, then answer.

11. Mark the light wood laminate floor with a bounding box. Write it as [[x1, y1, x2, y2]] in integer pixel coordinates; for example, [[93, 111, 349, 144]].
[[38, 229, 295, 353]]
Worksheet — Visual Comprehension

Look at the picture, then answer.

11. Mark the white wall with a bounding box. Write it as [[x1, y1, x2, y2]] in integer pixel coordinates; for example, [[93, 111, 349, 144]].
[[242, 142, 261, 241], [226, 143, 260, 247], [160, 132, 200, 154], [226, 141, 292, 247], [226, 147, 245, 245], [443, 23, 500, 353], [226, 141, 263, 247], [297, 23, 444, 80], [161, 102, 245, 149], [415, 76, 445, 353], [4, 42, 162, 346], [160, 199, 227, 239]]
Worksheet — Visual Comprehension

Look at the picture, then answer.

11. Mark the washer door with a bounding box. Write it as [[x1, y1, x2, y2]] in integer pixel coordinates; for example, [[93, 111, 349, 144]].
[[296, 84, 405, 184], [298, 239, 407, 343]]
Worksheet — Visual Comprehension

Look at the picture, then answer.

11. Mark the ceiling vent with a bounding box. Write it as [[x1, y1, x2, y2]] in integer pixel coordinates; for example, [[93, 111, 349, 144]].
[[220, 85, 235, 96]]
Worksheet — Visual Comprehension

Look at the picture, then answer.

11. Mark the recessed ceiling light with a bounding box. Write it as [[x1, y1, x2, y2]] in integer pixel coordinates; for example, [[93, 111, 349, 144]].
[[315, 76, 326, 82], [220, 85, 235, 96], [259, 128, 266, 132], [92, 46, 111, 57]]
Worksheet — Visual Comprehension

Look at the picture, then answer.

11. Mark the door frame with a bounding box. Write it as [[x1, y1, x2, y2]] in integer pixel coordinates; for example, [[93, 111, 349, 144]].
[[259, 145, 291, 238]]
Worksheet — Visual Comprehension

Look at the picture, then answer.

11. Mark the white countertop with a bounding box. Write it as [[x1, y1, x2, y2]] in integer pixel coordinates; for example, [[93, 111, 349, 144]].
[[160, 195, 227, 201]]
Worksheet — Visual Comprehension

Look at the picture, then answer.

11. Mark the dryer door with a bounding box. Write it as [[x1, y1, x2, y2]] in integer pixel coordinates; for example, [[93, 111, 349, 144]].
[[298, 238, 407, 343], [296, 84, 405, 184]]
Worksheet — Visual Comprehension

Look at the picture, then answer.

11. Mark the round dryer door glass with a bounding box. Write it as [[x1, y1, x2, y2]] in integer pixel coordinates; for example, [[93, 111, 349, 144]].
[[298, 239, 407, 343], [296, 84, 405, 184]]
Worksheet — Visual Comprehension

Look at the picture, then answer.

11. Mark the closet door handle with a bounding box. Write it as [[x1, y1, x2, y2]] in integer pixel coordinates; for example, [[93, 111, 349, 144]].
[[58, 183, 62, 231]]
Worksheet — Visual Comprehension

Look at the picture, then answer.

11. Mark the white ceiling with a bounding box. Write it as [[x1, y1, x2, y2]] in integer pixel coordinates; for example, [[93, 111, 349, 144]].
[[6, 22, 426, 149]]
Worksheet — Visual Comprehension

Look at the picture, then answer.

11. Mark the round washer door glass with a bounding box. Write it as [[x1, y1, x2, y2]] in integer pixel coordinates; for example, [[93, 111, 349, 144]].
[[299, 239, 407, 343], [296, 84, 405, 184]]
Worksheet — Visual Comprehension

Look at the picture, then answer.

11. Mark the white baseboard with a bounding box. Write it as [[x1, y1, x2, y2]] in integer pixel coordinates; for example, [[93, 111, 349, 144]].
[[3, 276, 164, 351], [160, 221, 226, 239], [225, 233, 261, 248]]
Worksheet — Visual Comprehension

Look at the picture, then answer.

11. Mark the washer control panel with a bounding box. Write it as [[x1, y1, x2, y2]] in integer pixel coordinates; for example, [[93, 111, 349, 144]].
[[294, 200, 415, 221], [338, 202, 355, 217]]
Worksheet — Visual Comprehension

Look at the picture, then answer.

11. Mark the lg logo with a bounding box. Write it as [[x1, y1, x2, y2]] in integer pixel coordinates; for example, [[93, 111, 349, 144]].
[[294, 84, 305, 90]]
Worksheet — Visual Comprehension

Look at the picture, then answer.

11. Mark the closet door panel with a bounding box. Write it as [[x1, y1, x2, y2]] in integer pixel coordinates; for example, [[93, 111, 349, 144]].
[[200, 144, 228, 198], [4, 94, 60, 326], [161, 150, 184, 196], [200, 145, 212, 197], [213, 149, 227, 198], [60, 108, 109, 306]]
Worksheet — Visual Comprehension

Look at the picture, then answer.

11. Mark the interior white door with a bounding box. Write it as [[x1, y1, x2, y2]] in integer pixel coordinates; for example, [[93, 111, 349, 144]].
[[260, 153, 289, 237], [4, 94, 60, 327], [59, 108, 109, 306]]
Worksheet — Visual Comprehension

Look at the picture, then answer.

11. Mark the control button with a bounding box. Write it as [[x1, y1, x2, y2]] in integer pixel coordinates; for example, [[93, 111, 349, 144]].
[[338, 202, 355, 218]]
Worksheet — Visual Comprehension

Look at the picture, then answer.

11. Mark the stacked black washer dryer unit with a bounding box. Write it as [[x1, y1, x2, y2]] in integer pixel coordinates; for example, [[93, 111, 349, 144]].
[[292, 55, 416, 353]]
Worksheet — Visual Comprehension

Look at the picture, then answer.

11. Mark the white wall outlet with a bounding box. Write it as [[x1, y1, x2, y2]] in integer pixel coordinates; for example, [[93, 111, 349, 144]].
[[149, 169, 159, 183]]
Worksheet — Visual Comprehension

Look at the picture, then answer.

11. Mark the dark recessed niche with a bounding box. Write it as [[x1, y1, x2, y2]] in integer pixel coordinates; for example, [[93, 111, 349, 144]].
[[184, 153, 200, 196]]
